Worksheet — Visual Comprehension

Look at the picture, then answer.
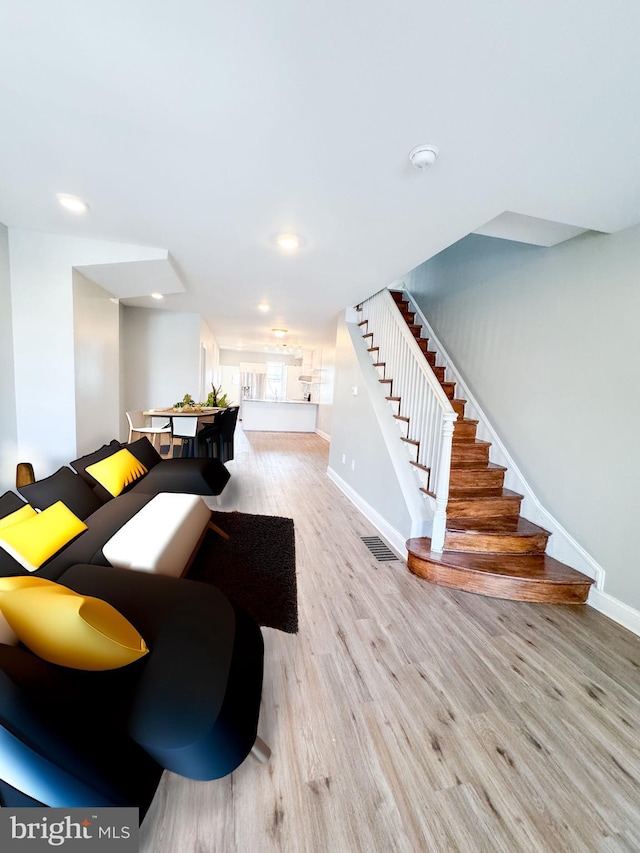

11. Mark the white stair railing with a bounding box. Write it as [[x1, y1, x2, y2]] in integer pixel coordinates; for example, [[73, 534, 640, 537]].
[[357, 289, 457, 551]]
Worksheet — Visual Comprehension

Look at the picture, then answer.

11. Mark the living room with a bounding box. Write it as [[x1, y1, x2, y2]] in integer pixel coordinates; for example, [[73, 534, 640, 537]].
[[1, 2, 640, 849]]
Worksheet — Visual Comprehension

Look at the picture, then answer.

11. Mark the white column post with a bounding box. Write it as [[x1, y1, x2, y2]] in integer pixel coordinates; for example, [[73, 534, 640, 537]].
[[430, 412, 457, 552]]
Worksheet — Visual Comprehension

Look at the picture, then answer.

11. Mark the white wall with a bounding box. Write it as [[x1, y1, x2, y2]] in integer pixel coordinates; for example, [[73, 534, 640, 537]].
[[219, 365, 241, 404], [120, 307, 202, 434], [8, 229, 168, 476], [73, 272, 120, 454], [316, 336, 335, 439], [328, 316, 412, 538], [403, 227, 640, 612], [0, 223, 17, 491], [199, 317, 219, 401]]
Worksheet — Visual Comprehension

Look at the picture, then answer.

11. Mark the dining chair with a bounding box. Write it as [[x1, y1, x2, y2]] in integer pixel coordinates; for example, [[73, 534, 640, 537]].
[[197, 407, 239, 462], [218, 406, 240, 462], [197, 411, 225, 459], [171, 416, 200, 458], [126, 411, 172, 453]]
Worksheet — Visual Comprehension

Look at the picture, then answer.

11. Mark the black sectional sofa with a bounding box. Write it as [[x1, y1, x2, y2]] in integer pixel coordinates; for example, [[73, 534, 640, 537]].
[[0, 437, 266, 819], [2, 437, 230, 581]]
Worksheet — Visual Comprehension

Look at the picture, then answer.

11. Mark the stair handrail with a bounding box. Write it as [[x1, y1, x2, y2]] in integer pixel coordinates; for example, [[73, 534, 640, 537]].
[[358, 288, 457, 550]]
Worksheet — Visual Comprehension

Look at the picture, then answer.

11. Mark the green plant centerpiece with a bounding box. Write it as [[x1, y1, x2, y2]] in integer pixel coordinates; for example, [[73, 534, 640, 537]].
[[206, 384, 228, 408], [174, 393, 200, 412]]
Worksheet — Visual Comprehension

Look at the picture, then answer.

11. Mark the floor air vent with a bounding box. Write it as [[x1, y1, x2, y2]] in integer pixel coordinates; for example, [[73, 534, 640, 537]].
[[361, 536, 398, 562]]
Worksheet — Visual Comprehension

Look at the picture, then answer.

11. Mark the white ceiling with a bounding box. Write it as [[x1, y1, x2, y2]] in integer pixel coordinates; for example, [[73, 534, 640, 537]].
[[1, 2, 639, 352]]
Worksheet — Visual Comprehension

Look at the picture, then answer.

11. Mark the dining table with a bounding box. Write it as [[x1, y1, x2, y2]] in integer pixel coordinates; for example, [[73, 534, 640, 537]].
[[144, 407, 222, 418], [143, 408, 223, 457]]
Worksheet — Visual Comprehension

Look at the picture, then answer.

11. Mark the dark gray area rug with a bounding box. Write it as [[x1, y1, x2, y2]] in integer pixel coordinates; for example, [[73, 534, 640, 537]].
[[187, 510, 298, 633]]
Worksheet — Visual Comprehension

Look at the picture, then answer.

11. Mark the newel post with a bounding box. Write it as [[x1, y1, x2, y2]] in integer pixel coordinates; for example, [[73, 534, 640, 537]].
[[431, 412, 457, 552]]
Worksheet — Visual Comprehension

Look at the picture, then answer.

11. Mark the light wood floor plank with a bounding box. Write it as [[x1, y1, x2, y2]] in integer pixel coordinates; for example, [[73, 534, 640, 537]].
[[140, 428, 640, 852]]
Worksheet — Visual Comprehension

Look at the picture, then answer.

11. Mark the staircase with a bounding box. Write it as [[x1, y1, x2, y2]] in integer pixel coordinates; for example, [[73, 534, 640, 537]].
[[358, 290, 594, 605]]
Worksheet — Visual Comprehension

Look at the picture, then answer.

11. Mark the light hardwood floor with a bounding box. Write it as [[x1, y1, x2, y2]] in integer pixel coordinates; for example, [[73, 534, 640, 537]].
[[140, 428, 640, 852]]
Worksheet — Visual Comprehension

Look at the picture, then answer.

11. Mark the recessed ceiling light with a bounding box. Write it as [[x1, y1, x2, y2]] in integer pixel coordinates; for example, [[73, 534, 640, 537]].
[[276, 233, 300, 251], [258, 303, 270, 312], [150, 292, 164, 300], [272, 328, 287, 338], [56, 193, 89, 214]]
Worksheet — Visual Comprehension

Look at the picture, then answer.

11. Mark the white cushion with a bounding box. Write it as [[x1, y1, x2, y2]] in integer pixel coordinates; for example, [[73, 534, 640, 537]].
[[103, 493, 210, 576]]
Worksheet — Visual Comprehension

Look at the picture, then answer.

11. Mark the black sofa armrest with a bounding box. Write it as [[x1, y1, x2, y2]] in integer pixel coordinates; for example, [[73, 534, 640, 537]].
[[58, 564, 264, 780], [0, 645, 161, 812]]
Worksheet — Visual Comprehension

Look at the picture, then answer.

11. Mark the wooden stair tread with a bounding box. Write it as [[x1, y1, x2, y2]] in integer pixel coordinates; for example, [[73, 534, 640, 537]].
[[450, 461, 507, 472], [407, 538, 591, 584], [448, 487, 505, 498], [443, 516, 551, 555], [447, 488, 523, 519], [446, 516, 550, 537], [448, 487, 523, 501]]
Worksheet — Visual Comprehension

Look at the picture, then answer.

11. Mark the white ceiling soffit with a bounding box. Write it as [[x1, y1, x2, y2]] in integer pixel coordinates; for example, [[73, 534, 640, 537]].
[[473, 212, 589, 247], [75, 257, 185, 301]]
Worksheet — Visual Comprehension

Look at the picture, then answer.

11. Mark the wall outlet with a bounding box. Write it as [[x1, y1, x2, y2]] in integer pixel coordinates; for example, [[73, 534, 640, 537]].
[[351, 386, 358, 396]]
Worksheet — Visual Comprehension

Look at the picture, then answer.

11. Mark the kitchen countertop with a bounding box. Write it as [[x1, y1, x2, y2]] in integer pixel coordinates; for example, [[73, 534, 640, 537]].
[[243, 398, 317, 405]]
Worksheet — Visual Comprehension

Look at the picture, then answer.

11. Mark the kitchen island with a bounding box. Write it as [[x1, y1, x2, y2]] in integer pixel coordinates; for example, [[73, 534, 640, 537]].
[[241, 399, 318, 432]]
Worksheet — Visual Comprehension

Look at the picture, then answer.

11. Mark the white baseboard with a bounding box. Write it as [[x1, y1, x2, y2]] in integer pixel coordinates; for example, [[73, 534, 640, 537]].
[[588, 588, 640, 638], [326, 466, 407, 558], [315, 429, 330, 442]]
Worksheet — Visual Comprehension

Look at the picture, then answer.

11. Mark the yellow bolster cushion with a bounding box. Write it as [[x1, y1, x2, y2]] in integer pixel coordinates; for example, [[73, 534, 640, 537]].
[[0, 577, 149, 670], [0, 503, 37, 532], [85, 448, 147, 497], [0, 501, 87, 572]]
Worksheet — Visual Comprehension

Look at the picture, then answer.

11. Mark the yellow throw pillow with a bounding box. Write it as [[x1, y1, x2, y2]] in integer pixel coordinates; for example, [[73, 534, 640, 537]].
[[85, 448, 147, 497], [0, 577, 149, 670], [0, 503, 37, 532], [0, 501, 87, 572]]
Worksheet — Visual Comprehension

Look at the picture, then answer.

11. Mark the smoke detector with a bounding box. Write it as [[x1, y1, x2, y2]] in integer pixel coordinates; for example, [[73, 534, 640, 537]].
[[409, 144, 439, 169]]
